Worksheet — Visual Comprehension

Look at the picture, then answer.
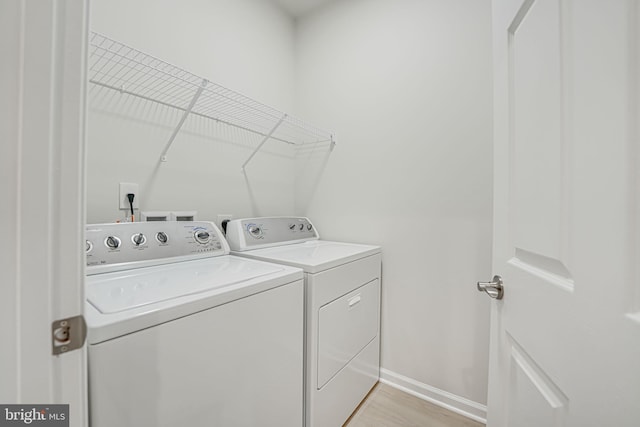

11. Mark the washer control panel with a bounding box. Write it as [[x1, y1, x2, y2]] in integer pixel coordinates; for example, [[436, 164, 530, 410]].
[[86, 221, 229, 274], [225, 217, 319, 251]]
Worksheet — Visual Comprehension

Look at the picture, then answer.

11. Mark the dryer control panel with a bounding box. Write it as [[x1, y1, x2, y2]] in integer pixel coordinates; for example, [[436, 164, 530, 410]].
[[225, 217, 319, 251], [86, 221, 229, 274]]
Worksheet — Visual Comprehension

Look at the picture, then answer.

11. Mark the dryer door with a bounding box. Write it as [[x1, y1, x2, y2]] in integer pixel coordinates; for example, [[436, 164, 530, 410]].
[[317, 278, 380, 389]]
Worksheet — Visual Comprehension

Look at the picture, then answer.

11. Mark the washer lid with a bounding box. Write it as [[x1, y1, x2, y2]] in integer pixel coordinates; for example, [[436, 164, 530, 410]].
[[86, 256, 284, 314], [234, 240, 381, 273]]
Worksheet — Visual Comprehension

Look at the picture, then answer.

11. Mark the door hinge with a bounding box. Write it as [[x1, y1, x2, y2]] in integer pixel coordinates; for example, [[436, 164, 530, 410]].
[[51, 315, 87, 355]]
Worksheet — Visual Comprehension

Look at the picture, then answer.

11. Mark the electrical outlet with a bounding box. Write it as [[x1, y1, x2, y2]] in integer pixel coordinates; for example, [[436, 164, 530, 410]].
[[217, 214, 232, 230], [119, 182, 140, 210]]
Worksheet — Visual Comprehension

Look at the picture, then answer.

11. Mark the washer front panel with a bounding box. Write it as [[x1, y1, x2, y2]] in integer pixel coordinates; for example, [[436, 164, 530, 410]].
[[89, 279, 304, 427]]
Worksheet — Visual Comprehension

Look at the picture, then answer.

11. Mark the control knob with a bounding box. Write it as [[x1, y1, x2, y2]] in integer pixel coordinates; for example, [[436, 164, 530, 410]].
[[132, 233, 146, 246], [288, 224, 296, 230], [105, 236, 121, 250], [194, 230, 211, 244], [299, 224, 304, 231], [248, 225, 263, 238], [156, 232, 168, 244], [307, 224, 313, 231], [85, 240, 93, 253]]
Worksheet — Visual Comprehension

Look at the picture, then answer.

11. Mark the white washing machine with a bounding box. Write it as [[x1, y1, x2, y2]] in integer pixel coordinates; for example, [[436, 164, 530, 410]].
[[225, 217, 381, 427], [85, 221, 304, 427]]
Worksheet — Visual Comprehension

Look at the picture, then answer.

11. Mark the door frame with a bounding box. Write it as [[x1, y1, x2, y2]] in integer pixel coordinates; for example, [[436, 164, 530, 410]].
[[0, 1, 89, 425]]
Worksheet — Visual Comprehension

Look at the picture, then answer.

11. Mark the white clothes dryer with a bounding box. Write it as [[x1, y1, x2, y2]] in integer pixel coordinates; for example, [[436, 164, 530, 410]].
[[225, 217, 381, 427], [85, 221, 304, 427]]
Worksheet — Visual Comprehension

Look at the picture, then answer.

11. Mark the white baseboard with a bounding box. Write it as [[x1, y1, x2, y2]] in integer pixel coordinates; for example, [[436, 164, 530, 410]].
[[379, 368, 487, 424]]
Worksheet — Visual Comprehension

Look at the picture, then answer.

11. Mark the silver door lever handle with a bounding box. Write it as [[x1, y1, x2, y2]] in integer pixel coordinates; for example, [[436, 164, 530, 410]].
[[477, 275, 504, 300]]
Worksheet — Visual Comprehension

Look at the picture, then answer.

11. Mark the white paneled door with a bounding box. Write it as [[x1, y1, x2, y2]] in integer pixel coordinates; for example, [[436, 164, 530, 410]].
[[486, 0, 640, 426]]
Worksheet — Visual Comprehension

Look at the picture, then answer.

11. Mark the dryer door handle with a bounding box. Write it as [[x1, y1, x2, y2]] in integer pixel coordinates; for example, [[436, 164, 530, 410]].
[[348, 294, 361, 308]]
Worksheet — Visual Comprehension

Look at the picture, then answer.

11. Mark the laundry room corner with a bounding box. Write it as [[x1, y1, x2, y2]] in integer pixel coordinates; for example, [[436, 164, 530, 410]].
[[87, 0, 300, 224], [293, 0, 494, 419]]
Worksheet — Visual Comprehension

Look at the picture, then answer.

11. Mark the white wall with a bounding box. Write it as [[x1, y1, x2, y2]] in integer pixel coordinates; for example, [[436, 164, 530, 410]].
[[294, 0, 493, 411], [88, 0, 297, 223]]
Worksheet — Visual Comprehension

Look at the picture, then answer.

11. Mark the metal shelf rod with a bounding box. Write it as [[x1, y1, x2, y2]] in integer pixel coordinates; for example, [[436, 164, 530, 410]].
[[160, 79, 208, 162], [241, 114, 287, 172]]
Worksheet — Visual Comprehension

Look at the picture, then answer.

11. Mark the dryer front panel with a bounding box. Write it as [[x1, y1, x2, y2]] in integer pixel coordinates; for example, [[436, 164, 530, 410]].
[[317, 279, 379, 389]]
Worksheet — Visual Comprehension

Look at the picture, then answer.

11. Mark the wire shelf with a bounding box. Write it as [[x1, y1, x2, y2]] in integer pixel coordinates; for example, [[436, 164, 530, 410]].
[[88, 31, 334, 164]]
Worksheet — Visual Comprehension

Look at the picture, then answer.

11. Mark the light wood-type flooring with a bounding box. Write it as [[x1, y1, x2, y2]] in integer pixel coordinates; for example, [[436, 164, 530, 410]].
[[344, 383, 485, 427]]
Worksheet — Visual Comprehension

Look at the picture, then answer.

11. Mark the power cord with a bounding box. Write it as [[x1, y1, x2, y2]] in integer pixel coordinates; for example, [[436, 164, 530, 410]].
[[127, 193, 135, 222]]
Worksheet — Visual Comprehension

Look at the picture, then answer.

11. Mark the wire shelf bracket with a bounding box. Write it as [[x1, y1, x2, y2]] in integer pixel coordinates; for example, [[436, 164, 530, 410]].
[[160, 79, 208, 162], [241, 114, 287, 172]]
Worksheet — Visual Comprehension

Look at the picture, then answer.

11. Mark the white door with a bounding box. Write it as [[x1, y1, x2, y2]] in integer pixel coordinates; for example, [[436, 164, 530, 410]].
[[486, 0, 640, 426], [0, 1, 88, 426]]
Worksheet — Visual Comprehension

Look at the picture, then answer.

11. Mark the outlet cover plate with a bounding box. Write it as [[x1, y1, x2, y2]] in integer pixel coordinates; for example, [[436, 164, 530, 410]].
[[119, 182, 139, 210]]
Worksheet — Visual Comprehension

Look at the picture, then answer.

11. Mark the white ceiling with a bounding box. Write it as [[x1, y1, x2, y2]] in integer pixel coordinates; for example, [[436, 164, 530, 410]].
[[271, 0, 337, 18]]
